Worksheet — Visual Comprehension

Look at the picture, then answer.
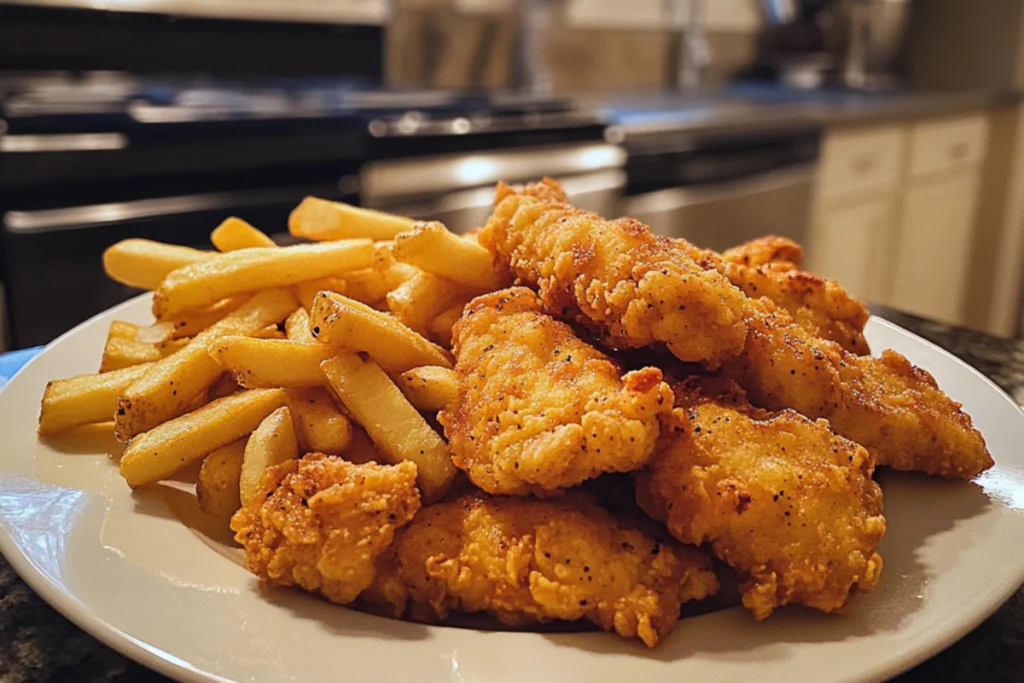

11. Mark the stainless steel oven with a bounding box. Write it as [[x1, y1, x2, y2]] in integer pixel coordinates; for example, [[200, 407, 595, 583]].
[[361, 142, 627, 234], [619, 126, 821, 253]]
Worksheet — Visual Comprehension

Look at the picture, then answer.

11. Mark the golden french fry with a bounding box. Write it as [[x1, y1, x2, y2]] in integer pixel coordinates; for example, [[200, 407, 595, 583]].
[[108, 320, 141, 341], [392, 221, 501, 290], [429, 301, 468, 348], [197, 440, 246, 518], [289, 197, 417, 241], [239, 406, 299, 506], [286, 387, 353, 454], [343, 425, 383, 465], [208, 373, 242, 400], [293, 277, 347, 311], [386, 271, 467, 336], [38, 363, 152, 436], [321, 353, 457, 502], [115, 289, 297, 442], [103, 239, 209, 290], [253, 324, 286, 340], [152, 240, 372, 317], [285, 308, 314, 342], [211, 217, 276, 252], [310, 291, 451, 372], [340, 269, 389, 305], [211, 337, 332, 388], [120, 388, 287, 488], [372, 242, 418, 289], [100, 326, 186, 372], [143, 295, 249, 341], [394, 366, 459, 411]]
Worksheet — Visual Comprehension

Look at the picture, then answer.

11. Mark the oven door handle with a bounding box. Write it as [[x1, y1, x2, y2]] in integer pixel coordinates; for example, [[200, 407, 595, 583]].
[[2, 182, 354, 234], [0, 133, 129, 153], [623, 163, 817, 214], [370, 168, 627, 217]]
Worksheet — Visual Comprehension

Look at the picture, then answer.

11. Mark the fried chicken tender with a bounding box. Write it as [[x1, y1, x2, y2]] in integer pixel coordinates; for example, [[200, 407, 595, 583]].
[[231, 454, 421, 604], [721, 298, 993, 479], [439, 287, 673, 496], [721, 235, 803, 269], [684, 237, 869, 354], [719, 259, 870, 354], [364, 493, 719, 647], [480, 179, 749, 367], [635, 377, 885, 620]]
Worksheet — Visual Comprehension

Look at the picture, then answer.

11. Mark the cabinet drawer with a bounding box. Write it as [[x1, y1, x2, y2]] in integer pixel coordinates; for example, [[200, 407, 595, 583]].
[[819, 125, 905, 202], [908, 113, 989, 179], [810, 199, 891, 301], [889, 174, 980, 325]]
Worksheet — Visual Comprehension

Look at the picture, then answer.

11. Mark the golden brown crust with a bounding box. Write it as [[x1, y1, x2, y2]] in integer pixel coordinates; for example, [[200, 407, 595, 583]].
[[635, 377, 885, 620], [720, 260, 871, 354], [480, 181, 749, 367], [364, 493, 719, 647], [440, 287, 673, 496], [721, 236, 804, 269], [230, 454, 421, 604], [721, 298, 993, 479]]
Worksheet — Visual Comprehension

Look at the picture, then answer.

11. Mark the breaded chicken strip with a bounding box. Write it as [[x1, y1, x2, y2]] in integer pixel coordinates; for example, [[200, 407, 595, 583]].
[[635, 377, 885, 620], [364, 493, 719, 647], [439, 287, 673, 496], [683, 237, 869, 354], [231, 454, 421, 604], [721, 235, 803, 268], [480, 179, 748, 367], [719, 259, 870, 354], [721, 298, 993, 479]]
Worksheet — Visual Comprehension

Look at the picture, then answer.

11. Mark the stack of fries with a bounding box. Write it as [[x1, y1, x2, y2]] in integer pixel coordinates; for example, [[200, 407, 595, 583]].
[[38, 198, 500, 512]]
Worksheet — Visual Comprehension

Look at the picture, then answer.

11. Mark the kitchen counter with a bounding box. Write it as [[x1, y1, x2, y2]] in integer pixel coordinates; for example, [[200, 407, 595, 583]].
[[0, 305, 1022, 682], [600, 85, 1022, 138]]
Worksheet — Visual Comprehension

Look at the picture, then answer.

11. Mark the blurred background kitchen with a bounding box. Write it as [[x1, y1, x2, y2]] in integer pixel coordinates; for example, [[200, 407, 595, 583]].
[[2, 0, 1023, 350]]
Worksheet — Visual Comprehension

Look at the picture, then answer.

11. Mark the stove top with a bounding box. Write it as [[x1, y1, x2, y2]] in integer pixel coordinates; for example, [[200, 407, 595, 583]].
[[0, 72, 600, 135]]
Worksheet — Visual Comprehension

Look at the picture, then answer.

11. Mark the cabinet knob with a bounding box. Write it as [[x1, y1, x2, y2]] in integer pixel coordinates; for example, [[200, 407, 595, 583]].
[[949, 141, 969, 160], [852, 154, 876, 174]]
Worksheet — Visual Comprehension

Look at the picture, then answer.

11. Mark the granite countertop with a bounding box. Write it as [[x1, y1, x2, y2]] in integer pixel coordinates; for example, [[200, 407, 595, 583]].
[[1, 306, 1023, 682], [599, 85, 1021, 138]]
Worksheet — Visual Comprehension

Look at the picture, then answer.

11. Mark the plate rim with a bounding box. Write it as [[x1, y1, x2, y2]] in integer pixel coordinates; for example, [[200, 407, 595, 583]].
[[1, 295, 1022, 683]]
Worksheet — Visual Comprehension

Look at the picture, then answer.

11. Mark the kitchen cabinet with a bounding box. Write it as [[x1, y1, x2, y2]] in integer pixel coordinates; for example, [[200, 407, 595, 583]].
[[808, 112, 989, 327], [889, 175, 981, 324], [815, 199, 894, 302]]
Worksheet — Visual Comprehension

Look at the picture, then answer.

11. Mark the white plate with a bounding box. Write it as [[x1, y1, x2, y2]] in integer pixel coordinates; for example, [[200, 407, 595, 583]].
[[1, 294, 1023, 683]]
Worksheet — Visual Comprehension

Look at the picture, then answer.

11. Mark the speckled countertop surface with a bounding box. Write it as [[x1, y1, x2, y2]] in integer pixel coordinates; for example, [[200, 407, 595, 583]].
[[599, 85, 1023, 138], [0, 305, 1022, 683]]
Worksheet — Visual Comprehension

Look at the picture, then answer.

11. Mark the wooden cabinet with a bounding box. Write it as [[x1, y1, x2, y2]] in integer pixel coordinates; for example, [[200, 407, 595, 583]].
[[818, 125, 906, 202], [815, 199, 894, 302], [889, 175, 981, 324], [809, 112, 990, 327]]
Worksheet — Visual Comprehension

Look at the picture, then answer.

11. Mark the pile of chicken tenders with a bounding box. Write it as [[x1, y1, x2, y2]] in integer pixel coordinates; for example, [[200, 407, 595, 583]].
[[40, 178, 994, 648]]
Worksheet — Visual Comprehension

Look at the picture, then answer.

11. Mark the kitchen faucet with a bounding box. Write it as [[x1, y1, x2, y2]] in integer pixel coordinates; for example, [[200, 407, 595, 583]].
[[511, 0, 556, 96], [674, 0, 711, 92]]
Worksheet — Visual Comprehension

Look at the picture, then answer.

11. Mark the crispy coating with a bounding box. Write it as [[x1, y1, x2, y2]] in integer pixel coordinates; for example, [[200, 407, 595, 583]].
[[691, 237, 869, 354], [439, 287, 673, 496], [721, 235, 803, 269], [720, 259, 870, 354], [635, 377, 885, 620], [721, 298, 993, 479], [480, 179, 748, 367], [364, 493, 719, 647], [230, 454, 421, 604]]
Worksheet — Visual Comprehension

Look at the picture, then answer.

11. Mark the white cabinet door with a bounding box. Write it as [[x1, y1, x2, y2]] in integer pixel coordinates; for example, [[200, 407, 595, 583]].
[[811, 199, 892, 302], [889, 174, 981, 324]]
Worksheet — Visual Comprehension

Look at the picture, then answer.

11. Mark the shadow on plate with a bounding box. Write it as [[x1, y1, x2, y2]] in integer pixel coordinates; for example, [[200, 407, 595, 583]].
[[42, 423, 124, 458]]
